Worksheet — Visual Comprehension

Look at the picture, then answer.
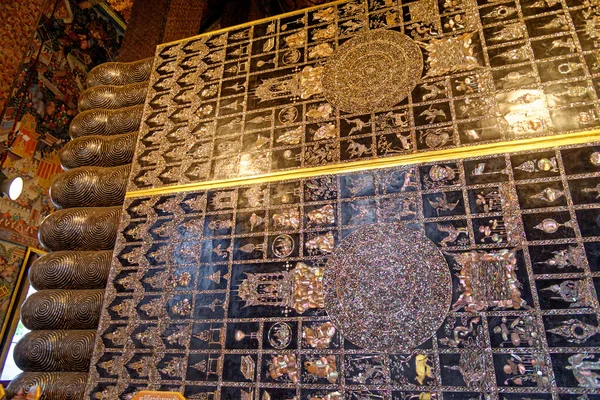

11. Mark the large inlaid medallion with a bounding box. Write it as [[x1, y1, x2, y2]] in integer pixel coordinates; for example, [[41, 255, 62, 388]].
[[322, 29, 423, 114], [324, 223, 451, 352]]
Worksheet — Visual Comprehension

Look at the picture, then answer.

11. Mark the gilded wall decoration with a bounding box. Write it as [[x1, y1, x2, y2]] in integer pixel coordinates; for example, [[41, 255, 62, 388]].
[[88, 142, 600, 399], [105, 0, 134, 23], [127, 0, 600, 192]]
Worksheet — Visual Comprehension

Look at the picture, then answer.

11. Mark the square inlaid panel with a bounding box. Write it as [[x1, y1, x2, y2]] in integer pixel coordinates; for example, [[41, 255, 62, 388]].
[[128, 0, 600, 192], [89, 142, 600, 399]]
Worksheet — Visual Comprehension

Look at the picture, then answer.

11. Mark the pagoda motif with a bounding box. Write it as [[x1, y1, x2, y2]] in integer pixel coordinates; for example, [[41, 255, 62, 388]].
[[237, 262, 324, 314]]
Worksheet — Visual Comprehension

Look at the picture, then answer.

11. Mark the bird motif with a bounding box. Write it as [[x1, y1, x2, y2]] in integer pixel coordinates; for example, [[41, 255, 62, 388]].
[[436, 223, 469, 246], [419, 106, 446, 124], [427, 192, 459, 215]]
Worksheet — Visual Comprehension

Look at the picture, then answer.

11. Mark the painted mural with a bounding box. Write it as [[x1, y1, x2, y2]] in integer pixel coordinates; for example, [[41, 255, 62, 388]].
[[0, 0, 49, 114], [0, 240, 26, 341], [0, 0, 126, 247], [105, 0, 134, 22]]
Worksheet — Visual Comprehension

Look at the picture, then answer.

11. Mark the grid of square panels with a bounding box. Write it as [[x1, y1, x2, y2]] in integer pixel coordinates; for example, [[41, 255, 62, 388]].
[[128, 0, 600, 191], [90, 142, 600, 399]]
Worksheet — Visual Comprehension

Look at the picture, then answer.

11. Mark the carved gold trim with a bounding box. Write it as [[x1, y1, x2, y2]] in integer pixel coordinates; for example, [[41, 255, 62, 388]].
[[125, 129, 600, 198], [159, 0, 350, 47], [97, 3, 126, 30]]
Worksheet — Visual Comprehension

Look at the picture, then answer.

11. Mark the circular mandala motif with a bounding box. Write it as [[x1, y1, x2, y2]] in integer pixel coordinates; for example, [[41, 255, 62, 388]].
[[322, 29, 423, 114], [268, 322, 293, 349], [272, 234, 295, 258], [323, 223, 451, 352]]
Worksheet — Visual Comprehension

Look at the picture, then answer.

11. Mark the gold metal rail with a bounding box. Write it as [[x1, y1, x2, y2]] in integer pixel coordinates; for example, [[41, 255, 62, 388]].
[[125, 129, 600, 198]]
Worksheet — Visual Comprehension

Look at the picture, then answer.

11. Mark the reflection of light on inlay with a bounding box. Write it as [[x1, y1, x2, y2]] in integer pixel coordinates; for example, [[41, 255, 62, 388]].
[[324, 223, 451, 352], [448, 249, 527, 312], [237, 262, 324, 314]]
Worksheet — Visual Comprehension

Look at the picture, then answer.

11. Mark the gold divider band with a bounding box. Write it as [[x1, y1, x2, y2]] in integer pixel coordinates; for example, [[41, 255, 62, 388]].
[[125, 130, 600, 198]]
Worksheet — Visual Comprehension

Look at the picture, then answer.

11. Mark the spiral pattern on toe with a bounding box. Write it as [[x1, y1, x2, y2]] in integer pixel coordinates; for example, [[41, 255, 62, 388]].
[[50, 165, 131, 209], [14, 330, 95, 372], [21, 290, 104, 330], [10, 56, 153, 395], [58, 330, 95, 372], [38, 207, 121, 251], [78, 81, 149, 112], [29, 251, 112, 290], [60, 131, 137, 170], [14, 331, 62, 372], [69, 105, 144, 139], [6, 372, 88, 399], [86, 58, 153, 88]]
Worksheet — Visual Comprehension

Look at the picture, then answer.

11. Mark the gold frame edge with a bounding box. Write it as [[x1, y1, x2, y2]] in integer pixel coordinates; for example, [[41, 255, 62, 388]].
[[125, 130, 600, 198]]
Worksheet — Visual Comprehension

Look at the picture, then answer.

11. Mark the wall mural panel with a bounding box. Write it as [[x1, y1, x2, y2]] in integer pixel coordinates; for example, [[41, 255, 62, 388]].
[[0, 0, 126, 247], [84, 0, 600, 399], [0, 0, 48, 113], [88, 143, 600, 399], [128, 0, 600, 192], [0, 240, 27, 343]]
